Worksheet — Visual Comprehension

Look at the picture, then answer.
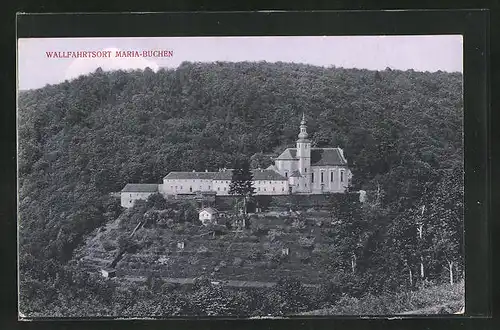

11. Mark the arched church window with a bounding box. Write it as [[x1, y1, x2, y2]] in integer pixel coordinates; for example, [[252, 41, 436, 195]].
[[305, 168, 307, 173], [321, 172, 324, 183], [340, 171, 344, 182], [331, 172, 334, 182], [311, 173, 314, 183]]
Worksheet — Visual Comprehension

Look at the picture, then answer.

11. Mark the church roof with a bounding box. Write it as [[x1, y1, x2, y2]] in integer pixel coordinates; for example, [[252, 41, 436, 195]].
[[164, 172, 217, 180], [290, 170, 302, 178], [266, 164, 279, 172], [311, 148, 348, 166], [276, 147, 348, 166], [212, 169, 287, 181], [252, 169, 287, 181], [276, 148, 297, 160], [121, 183, 159, 192]]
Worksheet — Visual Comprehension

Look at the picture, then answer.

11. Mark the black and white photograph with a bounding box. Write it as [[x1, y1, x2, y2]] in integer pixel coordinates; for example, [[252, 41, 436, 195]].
[[17, 34, 465, 318]]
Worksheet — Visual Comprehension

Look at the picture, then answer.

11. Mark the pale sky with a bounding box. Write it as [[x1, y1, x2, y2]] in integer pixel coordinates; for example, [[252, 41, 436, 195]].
[[17, 35, 463, 90]]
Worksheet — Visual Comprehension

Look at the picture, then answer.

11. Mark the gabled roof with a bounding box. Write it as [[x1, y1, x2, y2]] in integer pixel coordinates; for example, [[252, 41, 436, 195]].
[[121, 183, 159, 193], [290, 170, 302, 178], [311, 148, 347, 166], [276, 148, 297, 160], [200, 207, 218, 214], [276, 147, 347, 166], [252, 169, 287, 181], [212, 169, 287, 181], [266, 164, 279, 172], [213, 170, 233, 180], [164, 172, 217, 180]]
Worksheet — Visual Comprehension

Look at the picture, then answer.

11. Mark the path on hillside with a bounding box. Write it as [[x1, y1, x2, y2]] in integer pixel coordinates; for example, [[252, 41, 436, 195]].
[[120, 275, 320, 289]]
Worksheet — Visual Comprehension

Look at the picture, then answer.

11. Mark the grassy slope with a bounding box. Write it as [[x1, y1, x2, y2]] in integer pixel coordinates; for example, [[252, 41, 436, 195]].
[[301, 281, 464, 315]]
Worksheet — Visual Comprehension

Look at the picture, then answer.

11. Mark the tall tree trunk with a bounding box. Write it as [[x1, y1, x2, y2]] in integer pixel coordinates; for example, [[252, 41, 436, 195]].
[[351, 253, 356, 273], [243, 196, 247, 215], [376, 182, 381, 205], [420, 256, 425, 279], [409, 268, 413, 287], [448, 260, 454, 285]]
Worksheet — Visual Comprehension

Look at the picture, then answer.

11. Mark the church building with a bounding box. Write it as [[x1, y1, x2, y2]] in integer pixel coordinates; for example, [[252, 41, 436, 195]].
[[268, 114, 352, 194], [120, 114, 352, 207]]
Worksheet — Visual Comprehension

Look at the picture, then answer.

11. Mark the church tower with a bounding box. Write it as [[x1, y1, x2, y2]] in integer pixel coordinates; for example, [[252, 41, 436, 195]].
[[296, 113, 311, 192]]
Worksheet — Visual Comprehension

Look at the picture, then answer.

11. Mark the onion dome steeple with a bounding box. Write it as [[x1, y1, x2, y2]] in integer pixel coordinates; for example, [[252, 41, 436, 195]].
[[297, 113, 309, 141]]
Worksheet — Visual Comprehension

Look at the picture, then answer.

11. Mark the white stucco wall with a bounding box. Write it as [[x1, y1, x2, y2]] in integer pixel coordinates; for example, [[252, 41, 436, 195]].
[[309, 166, 349, 193], [162, 178, 213, 195], [253, 180, 289, 195], [213, 179, 231, 195], [275, 159, 298, 179], [121, 192, 156, 208]]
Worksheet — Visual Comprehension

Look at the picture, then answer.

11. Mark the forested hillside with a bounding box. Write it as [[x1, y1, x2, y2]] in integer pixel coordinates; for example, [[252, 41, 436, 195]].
[[18, 61, 464, 316]]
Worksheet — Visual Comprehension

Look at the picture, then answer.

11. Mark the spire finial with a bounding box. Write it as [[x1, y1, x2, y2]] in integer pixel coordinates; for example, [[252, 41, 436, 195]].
[[298, 112, 308, 140]]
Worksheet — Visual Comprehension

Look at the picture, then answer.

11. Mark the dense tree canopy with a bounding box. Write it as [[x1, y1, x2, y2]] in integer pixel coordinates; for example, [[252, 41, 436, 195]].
[[17, 61, 463, 317]]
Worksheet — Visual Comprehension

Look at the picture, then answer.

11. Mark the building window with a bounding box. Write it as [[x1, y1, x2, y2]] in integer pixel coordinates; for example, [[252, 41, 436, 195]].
[[282, 187, 284, 191], [321, 172, 324, 183], [208, 186, 211, 190], [171, 186, 173, 190], [331, 172, 334, 182], [218, 187, 220, 191], [305, 167, 307, 173], [264, 188, 267, 191], [224, 187, 226, 191], [130, 194, 132, 197], [180, 186, 183, 189], [285, 172, 288, 178], [273, 187, 275, 191], [258, 187, 261, 191], [311, 173, 314, 183], [341, 171, 344, 182]]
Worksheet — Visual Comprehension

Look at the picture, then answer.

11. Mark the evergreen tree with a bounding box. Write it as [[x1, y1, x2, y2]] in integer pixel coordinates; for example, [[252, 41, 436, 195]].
[[229, 160, 255, 217]]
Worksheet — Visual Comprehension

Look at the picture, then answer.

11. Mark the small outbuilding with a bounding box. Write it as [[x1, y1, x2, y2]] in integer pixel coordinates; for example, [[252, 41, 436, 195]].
[[120, 183, 159, 208], [100, 268, 116, 278], [199, 207, 219, 226]]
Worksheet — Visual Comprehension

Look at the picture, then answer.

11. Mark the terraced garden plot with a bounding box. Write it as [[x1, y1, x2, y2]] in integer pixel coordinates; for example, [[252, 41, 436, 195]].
[[75, 213, 343, 284]]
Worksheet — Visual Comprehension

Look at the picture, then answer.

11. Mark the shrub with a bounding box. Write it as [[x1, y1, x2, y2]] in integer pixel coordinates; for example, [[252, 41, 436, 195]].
[[197, 246, 211, 256], [101, 239, 116, 252], [251, 224, 269, 236], [265, 260, 278, 269], [267, 229, 284, 242], [298, 236, 315, 250], [117, 234, 133, 251], [248, 248, 263, 261], [296, 251, 311, 264], [233, 257, 244, 267], [188, 255, 200, 265], [146, 193, 168, 209]]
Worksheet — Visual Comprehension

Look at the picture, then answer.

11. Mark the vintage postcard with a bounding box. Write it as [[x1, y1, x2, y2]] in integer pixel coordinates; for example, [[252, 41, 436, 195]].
[[17, 35, 464, 318]]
